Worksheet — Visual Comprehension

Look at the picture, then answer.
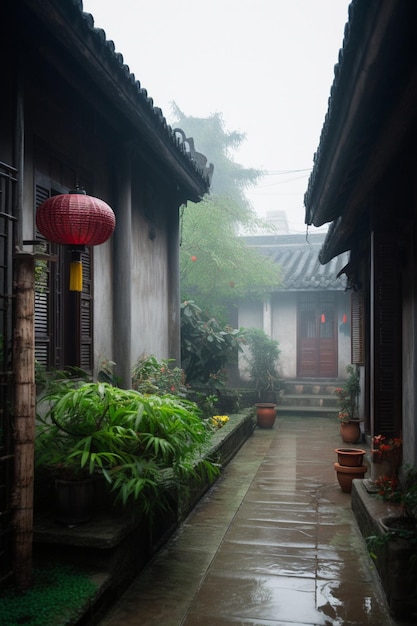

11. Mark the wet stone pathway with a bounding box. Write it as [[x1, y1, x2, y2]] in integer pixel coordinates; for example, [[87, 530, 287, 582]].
[[98, 415, 401, 625]]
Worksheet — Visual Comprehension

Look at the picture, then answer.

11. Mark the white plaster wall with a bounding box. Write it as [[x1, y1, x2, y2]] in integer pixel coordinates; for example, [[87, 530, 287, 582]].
[[238, 300, 263, 329]]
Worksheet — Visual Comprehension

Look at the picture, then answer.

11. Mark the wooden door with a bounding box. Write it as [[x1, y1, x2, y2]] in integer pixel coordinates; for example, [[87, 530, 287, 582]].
[[297, 293, 338, 378]]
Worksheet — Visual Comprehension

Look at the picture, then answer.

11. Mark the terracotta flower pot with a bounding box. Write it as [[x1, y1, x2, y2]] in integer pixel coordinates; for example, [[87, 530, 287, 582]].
[[255, 403, 276, 429], [334, 462, 367, 493], [339, 421, 361, 444], [335, 447, 366, 467]]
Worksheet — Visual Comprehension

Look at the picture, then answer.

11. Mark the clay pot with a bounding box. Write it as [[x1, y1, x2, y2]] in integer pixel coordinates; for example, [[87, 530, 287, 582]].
[[335, 448, 366, 467], [255, 403, 277, 429], [339, 421, 361, 444], [334, 462, 367, 493], [54, 478, 95, 524]]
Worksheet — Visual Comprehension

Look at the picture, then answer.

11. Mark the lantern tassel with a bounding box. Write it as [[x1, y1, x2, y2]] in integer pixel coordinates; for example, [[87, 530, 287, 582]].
[[69, 261, 82, 291], [69, 248, 84, 291]]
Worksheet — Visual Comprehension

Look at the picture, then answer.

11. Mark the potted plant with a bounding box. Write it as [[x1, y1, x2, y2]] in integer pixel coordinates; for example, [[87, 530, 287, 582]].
[[35, 381, 219, 525], [243, 328, 281, 428], [369, 434, 403, 484], [334, 365, 361, 443]]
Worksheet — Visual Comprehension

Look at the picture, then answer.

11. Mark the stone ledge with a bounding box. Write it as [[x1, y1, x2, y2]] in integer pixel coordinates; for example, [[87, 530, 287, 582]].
[[352, 479, 402, 537], [352, 479, 417, 618], [178, 410, 255, 520]]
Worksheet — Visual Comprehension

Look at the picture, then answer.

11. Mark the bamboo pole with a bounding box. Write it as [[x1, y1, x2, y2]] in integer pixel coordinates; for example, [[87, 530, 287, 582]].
[[12, 254, 35, 590]]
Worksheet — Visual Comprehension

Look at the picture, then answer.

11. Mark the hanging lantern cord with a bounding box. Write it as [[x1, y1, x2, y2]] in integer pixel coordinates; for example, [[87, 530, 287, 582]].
[[69, 186, 86, 196], [69, 246, 85, 292]]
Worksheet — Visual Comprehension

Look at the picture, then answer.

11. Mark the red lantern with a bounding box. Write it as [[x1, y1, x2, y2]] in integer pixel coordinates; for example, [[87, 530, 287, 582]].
[[342, 313, 347, 324], [36, 190, 115, 291], [321, 313, 326, 323]]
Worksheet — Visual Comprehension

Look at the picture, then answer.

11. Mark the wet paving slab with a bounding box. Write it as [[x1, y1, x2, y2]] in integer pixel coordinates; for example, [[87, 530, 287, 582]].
[[97, 416, 410, 626]]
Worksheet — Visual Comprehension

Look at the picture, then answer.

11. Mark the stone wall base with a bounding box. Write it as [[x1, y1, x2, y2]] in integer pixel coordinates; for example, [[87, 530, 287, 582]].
[[351, 480, 417, 618]]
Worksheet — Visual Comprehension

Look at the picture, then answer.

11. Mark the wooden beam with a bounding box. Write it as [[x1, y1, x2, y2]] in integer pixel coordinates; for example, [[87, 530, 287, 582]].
[[12, 254, 36, 590]]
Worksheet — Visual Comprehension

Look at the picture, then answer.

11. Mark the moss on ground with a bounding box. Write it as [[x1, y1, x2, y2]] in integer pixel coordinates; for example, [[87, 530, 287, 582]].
[[0, 563, 98, 626]]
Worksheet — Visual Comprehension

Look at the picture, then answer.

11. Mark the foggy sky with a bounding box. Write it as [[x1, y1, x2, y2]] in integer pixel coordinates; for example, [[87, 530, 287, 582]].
[[82, 0, 350, 233]]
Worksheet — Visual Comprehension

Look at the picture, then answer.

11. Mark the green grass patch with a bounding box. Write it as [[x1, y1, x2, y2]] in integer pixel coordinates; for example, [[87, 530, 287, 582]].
[[0, 563, 98, 626]]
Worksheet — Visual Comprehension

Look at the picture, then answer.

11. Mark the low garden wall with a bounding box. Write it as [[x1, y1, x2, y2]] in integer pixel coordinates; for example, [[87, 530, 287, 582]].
[[178, 410, 256, 521]]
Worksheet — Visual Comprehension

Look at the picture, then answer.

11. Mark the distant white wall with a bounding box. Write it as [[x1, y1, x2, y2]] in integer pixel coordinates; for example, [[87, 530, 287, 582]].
[[271, 292, 297, 378], [237, 290, 351, 381]]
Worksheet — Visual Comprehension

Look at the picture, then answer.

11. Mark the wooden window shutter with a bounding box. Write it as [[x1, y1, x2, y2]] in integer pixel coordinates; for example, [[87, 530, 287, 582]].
[[351, 290, 364, 365], [80, 248, 93, 371], [34, 177, 93, 372], [34, 182, 52, 368], [372, 232, 401, 437]]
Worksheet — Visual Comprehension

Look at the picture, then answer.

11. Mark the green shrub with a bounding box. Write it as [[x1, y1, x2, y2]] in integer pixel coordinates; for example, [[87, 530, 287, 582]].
[[242, 328, 281, 397], [132, 354, 188, 397], [181, 301, 243, 387]]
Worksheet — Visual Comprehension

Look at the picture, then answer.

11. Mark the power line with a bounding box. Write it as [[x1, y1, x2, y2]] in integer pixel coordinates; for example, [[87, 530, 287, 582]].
[[255, 173, 311, 189], [262, 168, 312, 175]]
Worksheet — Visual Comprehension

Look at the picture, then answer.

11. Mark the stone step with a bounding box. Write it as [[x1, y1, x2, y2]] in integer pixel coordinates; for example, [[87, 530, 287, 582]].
[[280, 394, 339, 408], [283, 379, 343, 396], [277, 404, 340, 418]]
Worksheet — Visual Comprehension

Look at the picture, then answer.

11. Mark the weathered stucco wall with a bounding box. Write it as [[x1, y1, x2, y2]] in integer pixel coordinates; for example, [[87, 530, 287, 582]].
[[93, 241, 114, 371], [18, 59, 180, 380], [131, 204, 169, 365]]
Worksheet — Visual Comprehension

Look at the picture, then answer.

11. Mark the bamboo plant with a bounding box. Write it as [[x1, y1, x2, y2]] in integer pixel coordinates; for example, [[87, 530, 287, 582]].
[[35, 382, 219, 518]]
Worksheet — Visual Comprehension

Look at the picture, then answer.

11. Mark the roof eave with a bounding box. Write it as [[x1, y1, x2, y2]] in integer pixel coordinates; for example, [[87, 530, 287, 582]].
[[304, 0, 401, 228], [25, 0, 211, 202]]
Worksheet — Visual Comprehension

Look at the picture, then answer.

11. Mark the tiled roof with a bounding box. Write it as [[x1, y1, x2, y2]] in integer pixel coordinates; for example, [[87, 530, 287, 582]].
[[41, 1, 213, 191], [303, 0, 412, 262], [304, 0, 361, 226], [245, 233, 348, 291]]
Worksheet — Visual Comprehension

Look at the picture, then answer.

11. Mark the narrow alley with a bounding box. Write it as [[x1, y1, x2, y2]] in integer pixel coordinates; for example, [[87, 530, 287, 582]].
[[97, 416, 405, 626]]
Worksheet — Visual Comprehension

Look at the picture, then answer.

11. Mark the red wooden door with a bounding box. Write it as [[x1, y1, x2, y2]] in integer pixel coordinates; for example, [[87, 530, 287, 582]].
[[297, 293, 338, 377]]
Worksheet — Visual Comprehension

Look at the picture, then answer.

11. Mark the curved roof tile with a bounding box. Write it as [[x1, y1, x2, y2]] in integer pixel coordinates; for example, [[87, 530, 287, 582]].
[[245, 233, 348, 291], [61, 0, 214, 188]]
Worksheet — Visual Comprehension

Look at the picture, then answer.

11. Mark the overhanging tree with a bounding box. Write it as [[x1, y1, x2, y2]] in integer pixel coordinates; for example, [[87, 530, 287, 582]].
[[172, 105, 281, 317]]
